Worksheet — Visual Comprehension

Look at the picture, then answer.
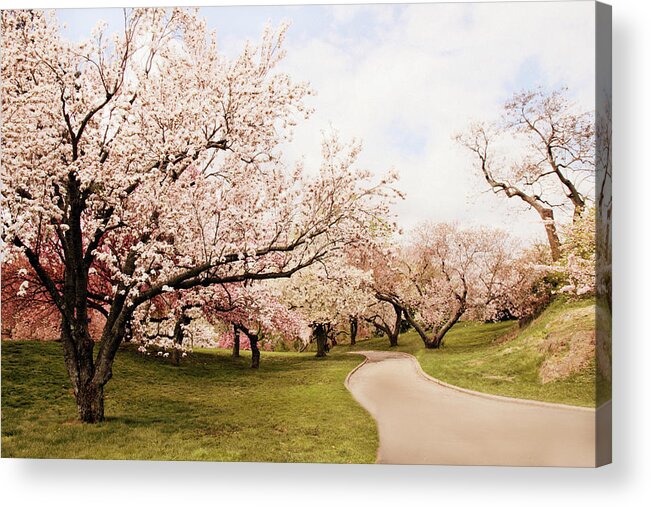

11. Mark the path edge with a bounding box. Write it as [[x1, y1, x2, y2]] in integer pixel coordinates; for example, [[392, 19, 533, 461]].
[[342, 353, 383, 464], [344, 353, 370, 390], [348, 351, 597, 413]]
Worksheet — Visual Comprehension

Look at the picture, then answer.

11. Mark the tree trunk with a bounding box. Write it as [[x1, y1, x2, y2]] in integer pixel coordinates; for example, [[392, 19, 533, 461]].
[[314, 324, 328, 358], [238, 324, 261, 368], [349, 316, 358, 346], [423, 335, 443, 349], [60, 319, 106, 423], [76, 382, 104, 423], [403, 305, 465, 350], [389, 303, 402, 347], [540, 207, 561, 262], [402, 309, 436, 348], [232, 323, 240, 357], [249, 335, 260, 369], [171, 312, 191, 366]]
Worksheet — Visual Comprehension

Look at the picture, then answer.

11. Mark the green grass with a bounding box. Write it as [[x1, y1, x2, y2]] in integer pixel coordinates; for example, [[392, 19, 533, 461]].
[[1, 297, 608, 459], [1, 341, 377, 462], [346, 297, 606, 408]]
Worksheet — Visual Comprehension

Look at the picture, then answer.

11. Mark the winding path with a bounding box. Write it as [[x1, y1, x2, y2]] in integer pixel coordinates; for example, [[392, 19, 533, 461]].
[[345, 351, 609, 467]]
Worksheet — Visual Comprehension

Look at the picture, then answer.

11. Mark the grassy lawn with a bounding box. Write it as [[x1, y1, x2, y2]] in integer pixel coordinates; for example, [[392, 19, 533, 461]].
[[346, 297, 607, 408], [1, 341, 377, 462]]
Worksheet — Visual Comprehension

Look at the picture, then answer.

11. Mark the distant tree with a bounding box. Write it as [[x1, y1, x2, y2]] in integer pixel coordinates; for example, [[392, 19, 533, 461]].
[[399, 224, 505, 348], [202, 283, 305, 368], [1, 260, 62, 341], [346, 243, 406, 346], [369, 224, 530, 349], [457, 88, 595, 261], [281, 259, 375, 357]]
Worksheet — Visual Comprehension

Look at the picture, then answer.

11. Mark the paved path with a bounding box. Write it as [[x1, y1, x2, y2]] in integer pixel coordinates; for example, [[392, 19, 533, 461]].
[[345, 351, 605, 467]]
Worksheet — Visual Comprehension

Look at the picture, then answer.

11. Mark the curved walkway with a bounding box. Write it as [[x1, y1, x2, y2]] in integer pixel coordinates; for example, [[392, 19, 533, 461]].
[[345, 351, 603, 467]]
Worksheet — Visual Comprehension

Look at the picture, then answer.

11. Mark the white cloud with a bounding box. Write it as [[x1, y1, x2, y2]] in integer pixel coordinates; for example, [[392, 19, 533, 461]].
[[54, 2, 596, 245], [277, 2, 596, 243]]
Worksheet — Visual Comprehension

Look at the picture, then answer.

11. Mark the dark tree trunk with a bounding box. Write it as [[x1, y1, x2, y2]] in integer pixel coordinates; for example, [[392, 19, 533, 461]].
[[389, 303, 402, 347], [232, 323, 240, 357], [249, 335, 260, 369], [424, 335, 443, 349], [60, 320, 107, 423], [48, 172, 136, 423], [349, 316, 358, 345], [238, 324, 261, 368], [76, 382, 104, 423], [171, 311, 191, 366], [403, 303, 465, 350], [314, 324, 328, 358]]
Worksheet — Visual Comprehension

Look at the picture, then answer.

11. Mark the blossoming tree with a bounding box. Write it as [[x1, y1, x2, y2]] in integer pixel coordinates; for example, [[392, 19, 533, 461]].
[[281, 258, 375, 357], [348, 243, 406, 346], [369, 223, 532, 349], [1, 9, 396, 422], [553, 206, 597, 297], [201, 282, 306, 368]]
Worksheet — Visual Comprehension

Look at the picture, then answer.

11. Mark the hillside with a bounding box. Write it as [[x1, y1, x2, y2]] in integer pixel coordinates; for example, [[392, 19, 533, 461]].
[[348, 297, 607, 407]]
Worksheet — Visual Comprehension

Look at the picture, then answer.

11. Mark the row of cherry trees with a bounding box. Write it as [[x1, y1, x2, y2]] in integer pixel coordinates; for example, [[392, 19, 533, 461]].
[[120, 85, 602, 357], [1, 8, 601, 423]]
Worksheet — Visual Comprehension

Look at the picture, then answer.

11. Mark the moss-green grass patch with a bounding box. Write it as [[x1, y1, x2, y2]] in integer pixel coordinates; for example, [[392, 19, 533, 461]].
[[1, 341, 377, 462]]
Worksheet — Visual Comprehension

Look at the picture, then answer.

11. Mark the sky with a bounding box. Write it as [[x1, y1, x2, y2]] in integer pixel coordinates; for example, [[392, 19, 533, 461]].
[[55, 1, 596, 245]]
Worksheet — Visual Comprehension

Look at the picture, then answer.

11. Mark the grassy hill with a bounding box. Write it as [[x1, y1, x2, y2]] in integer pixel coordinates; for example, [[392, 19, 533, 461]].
[[347, 297, 607, 407], [1, 342, 377, 461]]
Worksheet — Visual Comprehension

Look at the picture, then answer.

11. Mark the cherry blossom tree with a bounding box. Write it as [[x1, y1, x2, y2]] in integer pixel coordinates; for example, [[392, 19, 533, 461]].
[[375, 224, 526, 349], [475, 245, 551, 325], [202, 282, 306, 368], [281, 259, 375, 357], [2, 260, 63, 341], [348, 243, 405, 347], [457, 88, 595, 261], [1, 9, 397, 422]]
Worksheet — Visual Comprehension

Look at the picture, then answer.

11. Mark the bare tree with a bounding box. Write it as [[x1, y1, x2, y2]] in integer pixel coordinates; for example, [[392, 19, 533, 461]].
[[457, 88, 595, 261]]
